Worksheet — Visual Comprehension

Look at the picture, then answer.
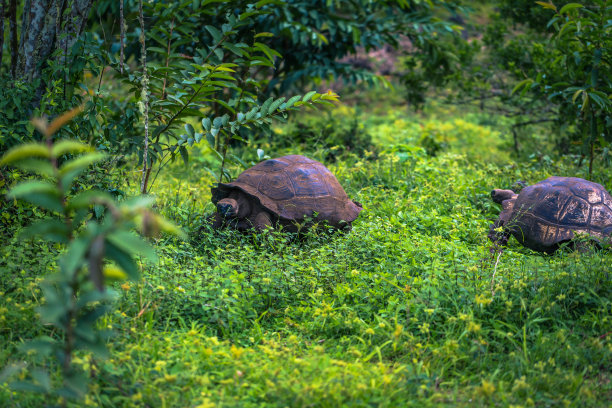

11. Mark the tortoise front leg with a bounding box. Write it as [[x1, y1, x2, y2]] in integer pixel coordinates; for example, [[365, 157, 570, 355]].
[[254, 211, 273, 231], [488, 198, 515, 252]]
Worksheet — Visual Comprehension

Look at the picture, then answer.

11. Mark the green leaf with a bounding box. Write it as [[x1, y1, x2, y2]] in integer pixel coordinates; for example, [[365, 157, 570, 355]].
[[9, 381, 48, 394], [254, 32, 274, 38], [559, 3, 583, 14], [259, 97, 274, 116], [224, 42, 246, 57], [59, 152, 107, 176], [202, 117, 212, 131], [206, 132, 216, 148], [59, 238, 89, 276], [179, 145, 189, 164], [535, 1, 557, 11], [12, 158, 54, 177], [511, 79, 533, 96], [185, 123, 195, 137], [19, 218, 69, 243], [68, 190, 113, 209], [51, 140, 93, 158], [285, 95, 302, 108], [105, 242, 139, 281], [8, 181, 63, 212], [206, 25, 223, 44], [0, 143, 50, 165], [254, 42, 282, 62], [268, 97, 286, 113], [302, 91, 317, 102]]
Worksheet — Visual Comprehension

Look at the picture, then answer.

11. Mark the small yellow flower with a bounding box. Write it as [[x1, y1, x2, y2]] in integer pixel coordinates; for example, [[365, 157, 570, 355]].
[[467, 321, 481, 333], [230, 344, 245, 359], [478, 380, 496, 397], [365, 328, 375, 335]]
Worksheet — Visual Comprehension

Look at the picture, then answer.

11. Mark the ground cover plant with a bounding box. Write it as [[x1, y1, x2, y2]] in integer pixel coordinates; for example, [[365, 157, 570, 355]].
[[1, 1, 611, 407], [1, 102, 611, 407]]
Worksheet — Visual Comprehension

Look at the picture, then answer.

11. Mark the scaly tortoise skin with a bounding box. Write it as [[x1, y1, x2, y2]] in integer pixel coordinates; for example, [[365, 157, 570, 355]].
[[211, 155, 362, 231], [489, 176, 612, 253]]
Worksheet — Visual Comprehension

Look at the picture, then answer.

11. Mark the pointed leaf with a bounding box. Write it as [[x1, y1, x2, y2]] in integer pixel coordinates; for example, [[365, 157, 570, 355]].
[[1, 143, 50, 165]]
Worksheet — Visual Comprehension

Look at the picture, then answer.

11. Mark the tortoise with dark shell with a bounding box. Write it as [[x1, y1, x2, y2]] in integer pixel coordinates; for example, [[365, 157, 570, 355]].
[[212, 155, 362, 232], [489, 176, 612, 253]]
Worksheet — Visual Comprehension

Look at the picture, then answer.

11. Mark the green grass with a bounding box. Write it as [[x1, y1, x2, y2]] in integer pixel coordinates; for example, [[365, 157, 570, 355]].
[[1, 102, 611, 407]]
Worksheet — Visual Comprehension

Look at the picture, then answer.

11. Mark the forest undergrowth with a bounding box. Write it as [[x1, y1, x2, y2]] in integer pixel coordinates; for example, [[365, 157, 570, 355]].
[[1, 101, 611, 407]]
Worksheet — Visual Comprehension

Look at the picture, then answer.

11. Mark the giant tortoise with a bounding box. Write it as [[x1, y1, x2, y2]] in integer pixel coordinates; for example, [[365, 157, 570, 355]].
[[489, 176, 612, 252], [211, 155, 362, 232]]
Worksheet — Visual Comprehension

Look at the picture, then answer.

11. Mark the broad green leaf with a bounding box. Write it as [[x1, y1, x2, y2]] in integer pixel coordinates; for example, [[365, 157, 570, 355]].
[[0, 143, 50, 165], [121, 195, 156, 211], [185, 123, 195, 137], [12, 158, 54, 177], [59, 152, 107, 176], [180, 145, 189, 166], [107, 231, 158, 262], [559, 3, 583, 14], [51, 140, 92, 157], [9, 381, 48, 394], [59, 238, 90, 278], [105, 241, 140, 281], [206, 132, 216, 148], [8, 181, 63, 212], [202, 117, 212, 131], [19, 218, 69, 243], [206, 25, 223, 44], [68, 190, 113, 209]]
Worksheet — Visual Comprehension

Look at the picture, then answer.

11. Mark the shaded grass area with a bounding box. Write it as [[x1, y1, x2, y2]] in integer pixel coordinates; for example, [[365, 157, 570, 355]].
[[1, 105, 611, 407]]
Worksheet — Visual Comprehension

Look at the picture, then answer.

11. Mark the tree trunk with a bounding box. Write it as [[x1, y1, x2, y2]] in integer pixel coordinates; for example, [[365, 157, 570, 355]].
[[8, 0, 17, 77], [0, 0, 5, 69], [10, 0, 93, 83]]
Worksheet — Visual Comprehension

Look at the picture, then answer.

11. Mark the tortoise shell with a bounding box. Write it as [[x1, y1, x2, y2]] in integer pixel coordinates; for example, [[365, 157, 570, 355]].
[[212, 155, 362, 228], [510, 176, 612, 252]]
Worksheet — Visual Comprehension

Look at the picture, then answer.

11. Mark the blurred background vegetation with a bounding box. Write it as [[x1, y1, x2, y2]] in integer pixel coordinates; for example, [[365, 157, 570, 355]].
[[0, 0, 611, 406]]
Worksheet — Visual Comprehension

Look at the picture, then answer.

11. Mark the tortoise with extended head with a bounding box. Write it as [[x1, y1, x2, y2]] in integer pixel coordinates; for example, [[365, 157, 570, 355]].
[[489, 176, 612, 253], [212, 155, 362, 232]]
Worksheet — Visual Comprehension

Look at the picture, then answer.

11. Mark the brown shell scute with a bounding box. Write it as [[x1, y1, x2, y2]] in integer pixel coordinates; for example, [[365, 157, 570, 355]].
[[213, 155, 362, 228], [505, 177, 612, 252]]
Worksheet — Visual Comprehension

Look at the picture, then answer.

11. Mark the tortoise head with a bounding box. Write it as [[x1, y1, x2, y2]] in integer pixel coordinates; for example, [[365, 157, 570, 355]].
[[491, 189, 517, 204], [217, 190, 252, 219]]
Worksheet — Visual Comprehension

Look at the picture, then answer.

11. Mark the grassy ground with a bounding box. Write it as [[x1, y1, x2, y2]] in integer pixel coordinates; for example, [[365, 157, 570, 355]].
[[1, 101, 611, 407]]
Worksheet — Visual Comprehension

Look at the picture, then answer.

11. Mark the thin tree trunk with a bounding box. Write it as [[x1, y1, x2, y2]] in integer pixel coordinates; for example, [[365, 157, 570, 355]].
[[8, 0, 17, 77], [119, 0, 124, 73], [138, 0, 150, 194]]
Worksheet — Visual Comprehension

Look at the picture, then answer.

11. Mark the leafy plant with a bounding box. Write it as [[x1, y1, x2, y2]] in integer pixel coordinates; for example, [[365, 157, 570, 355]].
[[513, 1, 612, 176], [0, 108, 181, 402]]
